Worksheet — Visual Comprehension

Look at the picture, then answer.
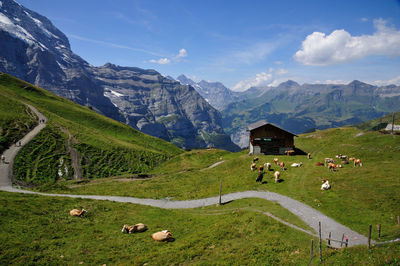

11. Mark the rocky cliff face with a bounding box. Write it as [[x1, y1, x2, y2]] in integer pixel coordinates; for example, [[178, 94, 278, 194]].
[[177, 75, 236, 110], [0, 0, 239, 151]]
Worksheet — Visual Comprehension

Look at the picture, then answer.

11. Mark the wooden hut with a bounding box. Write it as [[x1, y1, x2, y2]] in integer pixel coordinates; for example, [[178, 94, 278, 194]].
[[248, 120, 297, 155]]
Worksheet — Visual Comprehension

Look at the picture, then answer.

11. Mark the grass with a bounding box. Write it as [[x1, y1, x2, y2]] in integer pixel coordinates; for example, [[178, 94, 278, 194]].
[[1, 192, 399, 265], [0, 94, 38, 153], [42, 127, 400, 242], [0, 73, 182, 184]]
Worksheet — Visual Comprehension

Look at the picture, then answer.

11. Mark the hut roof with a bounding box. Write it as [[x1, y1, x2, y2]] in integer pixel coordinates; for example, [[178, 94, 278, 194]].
[[247, 120, 298, 136]]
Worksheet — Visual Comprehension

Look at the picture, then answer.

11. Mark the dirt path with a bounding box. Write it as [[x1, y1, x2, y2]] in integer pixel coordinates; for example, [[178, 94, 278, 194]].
[[0, 104, 46, 186], [0, 105, 371, 248]]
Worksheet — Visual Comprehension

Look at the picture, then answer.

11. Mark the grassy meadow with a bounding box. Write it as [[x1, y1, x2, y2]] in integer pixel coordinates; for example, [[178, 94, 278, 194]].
[[1, 192, 399, 265], [43, 127, 400, 242]]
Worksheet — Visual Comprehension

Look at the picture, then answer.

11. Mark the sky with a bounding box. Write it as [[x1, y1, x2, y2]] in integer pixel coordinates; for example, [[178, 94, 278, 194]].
[[17, 0, 400, 91]]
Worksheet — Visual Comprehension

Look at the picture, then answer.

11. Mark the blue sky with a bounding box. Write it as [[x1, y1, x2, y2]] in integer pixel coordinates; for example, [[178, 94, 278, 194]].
[[17, 0, 400, 90]]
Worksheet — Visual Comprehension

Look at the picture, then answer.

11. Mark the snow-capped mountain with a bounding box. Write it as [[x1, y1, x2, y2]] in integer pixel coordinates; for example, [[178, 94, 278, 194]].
[[0, 0, 239, 151]]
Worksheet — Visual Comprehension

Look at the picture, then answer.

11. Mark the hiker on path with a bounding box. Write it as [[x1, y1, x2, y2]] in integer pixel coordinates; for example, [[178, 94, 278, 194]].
[[1, 154, 5, 164]]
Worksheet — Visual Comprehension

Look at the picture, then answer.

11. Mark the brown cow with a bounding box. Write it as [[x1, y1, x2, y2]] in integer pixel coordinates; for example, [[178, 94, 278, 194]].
[[315, 162, 324, 166], [69, 209, 87, 217], [152, 230, 173, 241], [285, 150, 295, 156], [273, 158, 279, 165], [279, 161, 286, 171], [354, 159, 363, 167], [121, 223, 148, 234]]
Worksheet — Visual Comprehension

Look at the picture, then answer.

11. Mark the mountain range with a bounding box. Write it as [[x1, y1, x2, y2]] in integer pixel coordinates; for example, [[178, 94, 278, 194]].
[[0, 0, 239, 152]]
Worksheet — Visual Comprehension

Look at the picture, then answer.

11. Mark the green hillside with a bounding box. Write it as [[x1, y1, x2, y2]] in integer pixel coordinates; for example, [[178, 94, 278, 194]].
[[44, 127, 400, 241], [0, 73, 182, 184], [355, 111, 400, 131]]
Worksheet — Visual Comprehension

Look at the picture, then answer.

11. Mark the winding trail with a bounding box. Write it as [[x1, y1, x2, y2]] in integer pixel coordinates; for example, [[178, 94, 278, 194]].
[[0, 105, 371, 248]]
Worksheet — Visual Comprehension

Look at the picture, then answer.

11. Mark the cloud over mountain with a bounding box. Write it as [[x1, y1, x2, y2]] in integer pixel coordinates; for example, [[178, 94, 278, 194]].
[[294, 19, 400, 66]]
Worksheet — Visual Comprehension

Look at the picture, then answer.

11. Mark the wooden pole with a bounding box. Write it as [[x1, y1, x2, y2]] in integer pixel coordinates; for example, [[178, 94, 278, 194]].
[[328, 232, 331, 246], [310, 239, 314, 261], [378, 224, 381, 239], [319, 222, 322, 262], [368, 224, 372, 249], [397, 216, 400, 230], [341, 234, 345, 247], [218, 179, 222, 205], [392, 113, 395, 135]]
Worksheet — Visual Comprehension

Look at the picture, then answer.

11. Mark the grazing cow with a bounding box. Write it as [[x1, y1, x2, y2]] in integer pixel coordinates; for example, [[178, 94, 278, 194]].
[[253, 157, 259, 163], [315, 162, 325, 166], [250, 163, 257, 171], [69, 209, 87, 217], [256, 172, 264, 183], [291, 162, 303, 167], [273, 158, 279, 165], [341, 160, 349, 165], [152, 230, 173, 241], [121, 223, 147, 234], [274, 171, 280, 183], [258, 165, 264, 173], [354, 159, 363, 167], [321, 179, 331, 190], [307, 153, 311, 159], [285, 150, 295, 156], [264, 162, 271, 171], [349, 157, 356, 162], [279, 161, 285, 170], [324, 158, 335, 166]]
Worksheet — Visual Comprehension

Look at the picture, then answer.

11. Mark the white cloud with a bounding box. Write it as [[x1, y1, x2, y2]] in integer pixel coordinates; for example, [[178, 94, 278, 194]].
[[373, 75, 400, 86], [149, 58, 171, 64], [313, 79, 350, 85], [232, 72, 273, 91], [274, 61, 283, 65], [276, 68, 288, 75], [294, 19, 400, 66], [176, 48, 187, 58], [361, 17, 368, 22], [149, 48, 187, 65]]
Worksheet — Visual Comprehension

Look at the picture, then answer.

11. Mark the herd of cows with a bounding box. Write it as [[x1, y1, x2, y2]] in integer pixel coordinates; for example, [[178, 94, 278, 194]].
[[249, 152, 363, 189], [69, 209, 174, 242]]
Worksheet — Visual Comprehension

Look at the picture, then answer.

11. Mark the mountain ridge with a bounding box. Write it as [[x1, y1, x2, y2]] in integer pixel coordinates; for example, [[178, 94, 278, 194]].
[[0, 0, 239, 152]]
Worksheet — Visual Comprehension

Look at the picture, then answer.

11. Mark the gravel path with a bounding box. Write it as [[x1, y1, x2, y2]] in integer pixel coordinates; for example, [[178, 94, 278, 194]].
[[0, 104, 46, 187], [0, 105, 371, 248]]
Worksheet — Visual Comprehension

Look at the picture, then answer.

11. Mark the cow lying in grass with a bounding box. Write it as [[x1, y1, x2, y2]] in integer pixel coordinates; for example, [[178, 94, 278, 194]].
[[321, 179, 331, 190], [121, 223, 148, 234], [152, 230, 173, 241], [290, 162, 302, 167], [69, 209, 87, 217], [327, 163, 342, 171]]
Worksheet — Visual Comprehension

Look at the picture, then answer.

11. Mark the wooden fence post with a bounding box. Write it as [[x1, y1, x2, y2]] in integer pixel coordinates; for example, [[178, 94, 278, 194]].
[[218, 179, 222, 205], [368, 224, 372, 249], [397, 216, 400, 230], [328, 232, 331, 246], [341, 234, 344, 247], [319, 221, 322, 262], [378, 224, 381, 239], [310, 239, 314, 261]]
